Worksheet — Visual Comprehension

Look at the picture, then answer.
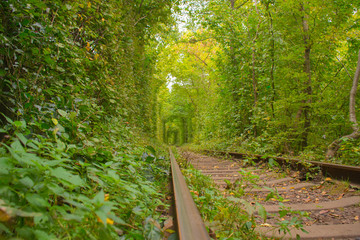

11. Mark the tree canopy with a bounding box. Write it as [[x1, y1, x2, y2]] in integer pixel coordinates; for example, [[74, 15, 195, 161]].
[[156, 0, 360, 165], [1, 0, 360, 238]]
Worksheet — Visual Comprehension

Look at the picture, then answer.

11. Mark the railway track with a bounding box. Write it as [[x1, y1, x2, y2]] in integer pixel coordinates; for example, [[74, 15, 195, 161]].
[[169, 149, 210, 240], [170, 149, 360, 239]]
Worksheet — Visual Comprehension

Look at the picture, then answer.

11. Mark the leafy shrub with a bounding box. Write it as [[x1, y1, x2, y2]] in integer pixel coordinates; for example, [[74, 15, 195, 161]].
[[0, 117, 169, 239]]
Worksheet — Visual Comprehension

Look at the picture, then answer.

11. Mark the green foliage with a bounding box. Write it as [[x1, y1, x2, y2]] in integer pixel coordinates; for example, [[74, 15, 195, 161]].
[[0, 118, 170, 239], [276, 204, 310, 238], [0, 0, 179, 239], [182, 167, 260, 239], [157, 0, 360, 165]]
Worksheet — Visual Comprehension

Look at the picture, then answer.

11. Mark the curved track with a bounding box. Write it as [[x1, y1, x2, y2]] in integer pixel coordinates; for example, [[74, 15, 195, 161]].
[[184, 151, 360, 239]]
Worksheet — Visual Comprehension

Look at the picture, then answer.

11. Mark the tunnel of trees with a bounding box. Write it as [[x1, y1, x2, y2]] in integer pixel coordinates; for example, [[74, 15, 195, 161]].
[[0, 0, 359, 239]]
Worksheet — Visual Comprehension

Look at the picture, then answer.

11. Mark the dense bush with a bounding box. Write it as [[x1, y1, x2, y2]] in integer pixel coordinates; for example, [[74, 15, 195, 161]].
[[0, 0, 178, 239]]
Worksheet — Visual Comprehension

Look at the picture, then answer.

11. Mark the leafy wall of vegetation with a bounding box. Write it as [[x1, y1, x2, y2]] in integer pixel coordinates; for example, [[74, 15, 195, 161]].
[[157, 0, 360, 165], [0, 0, 177, 239]]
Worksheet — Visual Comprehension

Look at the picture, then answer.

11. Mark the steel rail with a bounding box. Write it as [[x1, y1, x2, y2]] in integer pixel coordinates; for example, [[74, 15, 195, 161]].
[[205, 150, 360, 186], [169, 148, 211, 240]]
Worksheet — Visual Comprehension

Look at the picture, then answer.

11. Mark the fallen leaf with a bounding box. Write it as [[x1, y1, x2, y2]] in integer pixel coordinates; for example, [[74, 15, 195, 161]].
[[337, 193, 344, 200], [163, 217, 173, 231], [260, 223, 272, 227], [0, 208, 11, 222], [319, 210, 329, 215]]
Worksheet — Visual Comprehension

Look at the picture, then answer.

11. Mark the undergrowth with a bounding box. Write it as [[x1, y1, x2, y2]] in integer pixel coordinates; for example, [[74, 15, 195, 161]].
[[174, 148, 309, 240], [173, 150, 261, 239], [0, 115, 170, 240]]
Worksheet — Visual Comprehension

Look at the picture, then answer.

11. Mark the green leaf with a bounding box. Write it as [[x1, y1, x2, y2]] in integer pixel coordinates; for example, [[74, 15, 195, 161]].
[[146, 146, 156, 155], [0, 157, 13, 174], [64, 200, 89, 210], [11, 140, 25, 153], [128, 165, 136, 173], [43, 159, 67, 167], [0, 223, 11, 234], [27, 140, 40, 150], [227, 196, 241, 203], [107, 169, 119, 181], [57, 109, 67, 117], [69, 112, 77, 120], [245, 221, 253, 230], [108, 213, 126, 225], [0, 69, 6, 77], [239, 199, 255, 216], [95, 210, 107, 227], [62, 213, 83, 222], [34, 229, 57, 240], [1, 114, 13, 124], [92, 190, 105, 204], [19, 177, 34, 188], [13, 120, 26, 129], [14, 209, 42, 217], [143, 216, 163, 240], [168, 233, 178, 240], [50, 167, 84, 187], [256, 202, 267, 221], [25, 194, 50, 208], [141, 185, 157, 195], [47, 183, 65, 195], [16, 132, 28, 145]]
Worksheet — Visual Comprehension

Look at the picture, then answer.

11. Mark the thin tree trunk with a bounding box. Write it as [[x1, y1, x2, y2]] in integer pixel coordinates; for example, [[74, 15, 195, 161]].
[[349, 51, 360, 131], [326, 49, 360, 158], [162, 119, 167, 144], [268, 8, 276, 118], [252, 0, 260, 107], [252, 49, 258, 105], [252, 0, 260, 137], [300, 3, 312, 149]]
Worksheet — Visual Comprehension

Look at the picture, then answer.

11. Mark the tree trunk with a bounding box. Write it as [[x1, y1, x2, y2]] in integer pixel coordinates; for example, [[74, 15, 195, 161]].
[[162, 119, 167, 143], [349, 50, 360, 131], [300, 3, 312, 149], [252, 49, 258, 105], [326, 49, 360, 158], [252, 0, 260, 137], [267, 5, 276, 118]]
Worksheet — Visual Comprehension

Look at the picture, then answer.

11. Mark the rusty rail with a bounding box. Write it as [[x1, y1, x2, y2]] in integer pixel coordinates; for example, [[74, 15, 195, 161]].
[[169, 148, 211, 240], [205, 150, 360, 186]]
